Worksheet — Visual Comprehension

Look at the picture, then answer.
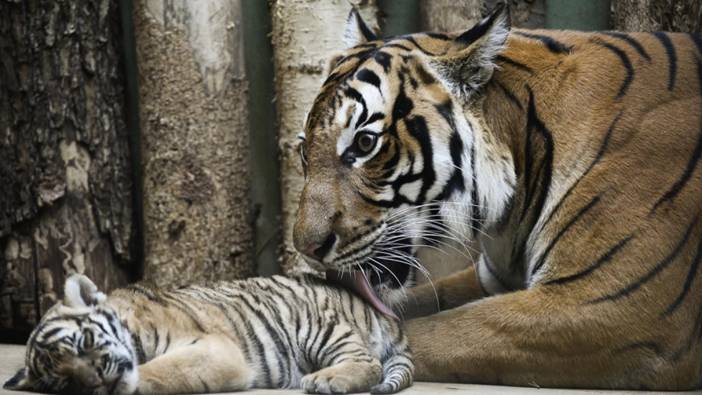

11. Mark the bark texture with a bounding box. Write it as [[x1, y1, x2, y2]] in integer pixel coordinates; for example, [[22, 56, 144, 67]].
[[134, 0, 253, 287], [271, 0, 380, 272], [421, 0, 545, 32], [612, 0, 702, 33], [420, 0, 482, 32], [0, 0, 134, 334]]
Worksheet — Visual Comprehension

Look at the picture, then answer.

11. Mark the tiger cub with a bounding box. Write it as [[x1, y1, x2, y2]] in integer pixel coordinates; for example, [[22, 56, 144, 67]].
[[4, 273, 413, 395]]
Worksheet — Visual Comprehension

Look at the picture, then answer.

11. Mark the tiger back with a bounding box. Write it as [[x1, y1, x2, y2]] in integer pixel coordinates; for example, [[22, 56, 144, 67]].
[[292, 3, 702, 389]]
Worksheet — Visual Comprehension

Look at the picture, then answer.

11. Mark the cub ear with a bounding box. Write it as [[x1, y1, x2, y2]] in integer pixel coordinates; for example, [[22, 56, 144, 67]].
[[343, 7, 378, 48], [3, 367, 39, 391], [428, 2, 510, 98], [64, 273, 106, 308]]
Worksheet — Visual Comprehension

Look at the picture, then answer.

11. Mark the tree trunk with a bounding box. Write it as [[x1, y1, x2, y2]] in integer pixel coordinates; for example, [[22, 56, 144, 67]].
[[420, 0, 482, 32], [421, 0, 545, 32], [0, 0, 135, 338], [612, 0, 702, 33], [270, 0, 380, 272], [133, 0, 253, 287]]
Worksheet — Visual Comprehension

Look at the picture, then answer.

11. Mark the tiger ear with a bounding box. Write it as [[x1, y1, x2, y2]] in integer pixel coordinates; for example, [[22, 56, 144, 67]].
[[343, 7, 377, 48], [3, 367, 40, 391], [63, 274, 106, 308], [428, 2, 510, 99]]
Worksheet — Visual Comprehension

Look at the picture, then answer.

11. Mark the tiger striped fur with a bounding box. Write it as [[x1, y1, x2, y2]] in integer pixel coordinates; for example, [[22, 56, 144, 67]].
[[293, 2, 702, 390], [4, 274, 412, 394]]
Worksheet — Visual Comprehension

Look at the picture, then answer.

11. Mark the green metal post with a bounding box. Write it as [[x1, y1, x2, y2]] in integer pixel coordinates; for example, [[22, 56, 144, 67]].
[[545, 0, 611, 31], [242, 0, 282, 276], [378, 0, 421, 37]]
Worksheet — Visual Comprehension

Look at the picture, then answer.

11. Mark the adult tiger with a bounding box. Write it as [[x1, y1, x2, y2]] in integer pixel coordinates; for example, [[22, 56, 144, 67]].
[[293, 2, 702, 390]]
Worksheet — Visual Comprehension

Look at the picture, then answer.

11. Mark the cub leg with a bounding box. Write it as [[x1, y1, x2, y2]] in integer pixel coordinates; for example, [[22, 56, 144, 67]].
[[301, 358, 382, 395], [137, 335, 252, 394], [301, 324, 382, 394], [405, 265, 484, 318]]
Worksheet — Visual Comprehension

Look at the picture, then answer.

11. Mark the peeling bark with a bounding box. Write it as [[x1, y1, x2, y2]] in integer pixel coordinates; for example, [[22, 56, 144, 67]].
[[420, 0, 482, 32], [612, 0, 702, 33], [0, 0, 134, 334], [134, 0, 253, 286]]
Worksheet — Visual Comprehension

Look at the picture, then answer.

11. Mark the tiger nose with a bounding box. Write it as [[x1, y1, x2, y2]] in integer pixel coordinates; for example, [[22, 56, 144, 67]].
[[303, 233, 337, 261]]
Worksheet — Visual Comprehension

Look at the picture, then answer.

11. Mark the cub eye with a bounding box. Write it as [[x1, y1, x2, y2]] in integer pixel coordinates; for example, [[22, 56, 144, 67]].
[[353, 131, 377, 154]]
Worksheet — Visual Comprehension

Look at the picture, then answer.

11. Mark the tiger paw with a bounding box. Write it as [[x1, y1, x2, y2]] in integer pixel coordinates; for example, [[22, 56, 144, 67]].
[[301, 370, 371, 394]]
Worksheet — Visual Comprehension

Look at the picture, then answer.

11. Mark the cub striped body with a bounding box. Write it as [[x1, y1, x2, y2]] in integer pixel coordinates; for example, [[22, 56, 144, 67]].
[[4, 274, 412, 394]]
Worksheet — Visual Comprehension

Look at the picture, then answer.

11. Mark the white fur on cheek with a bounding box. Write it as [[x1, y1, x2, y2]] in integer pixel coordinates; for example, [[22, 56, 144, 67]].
[[115, 367, 138, 395]]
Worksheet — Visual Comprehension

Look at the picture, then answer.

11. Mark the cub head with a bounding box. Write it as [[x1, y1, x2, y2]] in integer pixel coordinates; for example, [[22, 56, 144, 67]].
[[4, 274, 137, 395], [293, 4, 510, 307]]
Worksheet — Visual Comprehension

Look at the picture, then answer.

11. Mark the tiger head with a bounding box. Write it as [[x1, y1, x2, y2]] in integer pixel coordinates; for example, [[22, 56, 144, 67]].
[[4, 274, 137, 395], [293, 4, 512, 308]]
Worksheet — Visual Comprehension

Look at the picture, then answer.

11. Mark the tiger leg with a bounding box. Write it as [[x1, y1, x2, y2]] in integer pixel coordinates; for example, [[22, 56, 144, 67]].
[[137, 335, 252, 394], [404, 287, 693, 389], [405, 265, 484, 318]]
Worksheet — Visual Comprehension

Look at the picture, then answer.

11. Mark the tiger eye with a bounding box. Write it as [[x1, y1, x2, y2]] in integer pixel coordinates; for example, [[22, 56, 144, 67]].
[[355, 132, 377, 154]]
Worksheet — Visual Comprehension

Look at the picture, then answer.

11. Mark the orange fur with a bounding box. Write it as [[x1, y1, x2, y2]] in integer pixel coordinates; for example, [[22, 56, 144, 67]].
[[295, 5, 702, 389]]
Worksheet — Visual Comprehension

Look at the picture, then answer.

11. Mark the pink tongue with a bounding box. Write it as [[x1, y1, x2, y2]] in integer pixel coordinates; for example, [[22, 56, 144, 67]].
[[327, 270, 399, 320]]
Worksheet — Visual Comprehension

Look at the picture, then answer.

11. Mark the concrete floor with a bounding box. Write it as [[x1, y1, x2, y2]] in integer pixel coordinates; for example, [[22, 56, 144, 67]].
[[0, 344, 698, 395]]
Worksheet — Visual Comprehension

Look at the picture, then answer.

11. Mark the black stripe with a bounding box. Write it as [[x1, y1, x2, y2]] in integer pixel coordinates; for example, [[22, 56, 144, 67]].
[[492, 79, 523, 111], [151, 325, 159, 354], [545, 235, 634, 286], [314, 325, 338, 364], [653, 32, 677, 91], [373, 51, 392, 72], [532, 194, 601, 276], [163, 331, 170, 353], [663, 228, 702, 317], [356, 68, 381, 89], [542, 112, 620, 228], [495, 55, 533, 73], [353, 10, 377, 42], [239, 296, 284, 386], [322, 339, 356, 365], [425, 32, 450, 40], [402, 36, 437, 56], [456, 7, 499, 45], [592, 38, 633, 99], [363, 112, 385, 128], [601, 32, 651, 62], [652, 58, 702, 212], [470, 138, 482, 235], [435, 100, 456, 132], [383, 43, 413, 51], [513, 31, 572, 54], [448, 133, 465, 192], [130, 332, 146, 364], [591, 216, 697, 304], [405, 116, 435, 204], [519, 88, 554, 224]]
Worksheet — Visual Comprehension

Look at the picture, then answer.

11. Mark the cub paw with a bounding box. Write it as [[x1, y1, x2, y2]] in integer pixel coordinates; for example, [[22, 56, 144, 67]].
[[301, 371, 367, 395]]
